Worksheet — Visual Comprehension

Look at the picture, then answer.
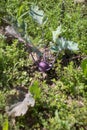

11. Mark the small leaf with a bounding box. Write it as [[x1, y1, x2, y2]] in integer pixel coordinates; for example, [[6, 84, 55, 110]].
[[67, 40, 79, 51], [81, 59, 87, 78], [51, 46, 58, 52], [5, 26, 18, 37], [29, 81, 41, 99], [3, 119, 9, 130], [17, 5, 24, 18], [30, 5, 46, 25], [56, 37, 66, 51], [6, 92, 35, 117], [52, 25, 61, 42]]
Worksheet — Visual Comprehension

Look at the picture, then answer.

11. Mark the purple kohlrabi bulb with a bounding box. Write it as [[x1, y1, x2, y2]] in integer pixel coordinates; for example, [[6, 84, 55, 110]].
[[38, 61, 52, 72]]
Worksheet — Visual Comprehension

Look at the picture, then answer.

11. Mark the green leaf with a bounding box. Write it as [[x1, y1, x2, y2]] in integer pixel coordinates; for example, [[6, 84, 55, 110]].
[[17, 5, 24, 19], [81, 59, 87, 78], [51, 37, 79, 52], [3, 119, 9, 130], [51, 46, 58, 52], [30, 5, 46, 25], [67, 40, 79, 51], [29, 81, 41, 99], [52, 26, 61, 42]]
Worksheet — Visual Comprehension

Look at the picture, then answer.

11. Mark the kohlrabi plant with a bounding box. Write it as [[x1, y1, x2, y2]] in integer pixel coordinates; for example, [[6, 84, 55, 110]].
[[4, 4, 79, 73], [29, 5, 79, 72]]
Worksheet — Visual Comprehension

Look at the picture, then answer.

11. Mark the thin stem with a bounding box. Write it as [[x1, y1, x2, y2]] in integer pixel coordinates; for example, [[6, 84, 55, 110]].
[[30, 53, 36, 63]]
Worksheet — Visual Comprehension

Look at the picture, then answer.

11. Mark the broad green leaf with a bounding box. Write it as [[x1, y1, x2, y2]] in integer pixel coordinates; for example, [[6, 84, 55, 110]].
[[81, 59, 87, 78], [29, 81, 41, 99], [3, 119, 9, 130], [51, 37, 79, 52], [30, 5, 46, 25]]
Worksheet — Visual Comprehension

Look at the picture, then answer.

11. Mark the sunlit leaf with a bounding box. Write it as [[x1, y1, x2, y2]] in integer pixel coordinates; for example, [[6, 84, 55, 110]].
[[30, 5, 46, 25], [51, 37, 79, 52], [17, 4, 24, 18], [29, 81, 41, 99], [6, 92, 35, 117], [67, 40, 79, 51], [3, 119, 9, 130], [52, 25, 62, 42], [81, 59, 87, 78]]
